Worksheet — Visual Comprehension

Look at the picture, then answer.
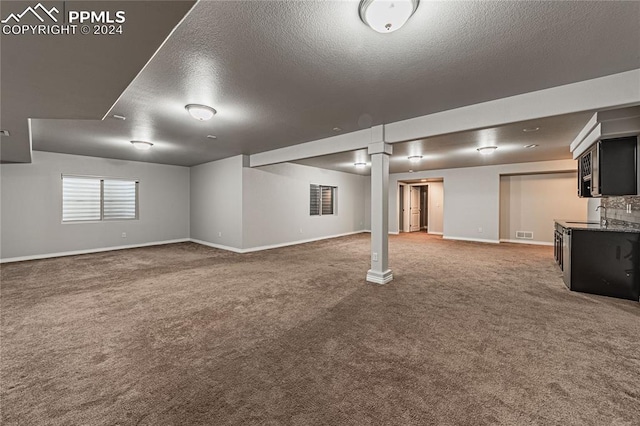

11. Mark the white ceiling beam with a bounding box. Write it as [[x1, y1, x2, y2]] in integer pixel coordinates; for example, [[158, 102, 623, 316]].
[[570, 113, 598, 152], [385, 69, 640, 143], [250, 128, 375, 168], [250, 69, 640, 167]]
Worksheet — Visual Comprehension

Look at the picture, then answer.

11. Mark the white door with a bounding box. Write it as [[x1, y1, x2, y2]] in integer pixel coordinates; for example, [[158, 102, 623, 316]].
[[410, 187, 421, 232]]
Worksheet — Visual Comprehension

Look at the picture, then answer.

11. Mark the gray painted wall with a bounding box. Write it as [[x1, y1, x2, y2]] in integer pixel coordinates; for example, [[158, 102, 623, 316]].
[[1, 151, 190, 260], [190, 155, 244, 249], [390, 159, 578, 242], [499, 172, 587, 244], [242, 163, 368, 249]]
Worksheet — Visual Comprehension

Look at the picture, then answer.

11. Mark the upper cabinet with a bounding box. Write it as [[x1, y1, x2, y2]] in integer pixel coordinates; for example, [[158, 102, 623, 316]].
[[578, 136, 638, 198]]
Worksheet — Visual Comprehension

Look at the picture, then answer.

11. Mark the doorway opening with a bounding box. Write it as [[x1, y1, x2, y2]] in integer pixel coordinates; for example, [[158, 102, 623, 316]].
[[399, 184, 405, 232], [398, 179, 444, 235]]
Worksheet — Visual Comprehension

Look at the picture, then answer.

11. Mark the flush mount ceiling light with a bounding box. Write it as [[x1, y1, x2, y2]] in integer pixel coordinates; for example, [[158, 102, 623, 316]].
[[408, 155, 423, 163], [354, 162, 367, 168], [524, 144, 539, 149], [131, 141, 153, 150], [185, 104, 216, 121], [207, 135, 218, 140], [112, 114, 126, 121], [523, 127, 540, 132], [477, 146, 498, 155], [359, 0, 420, 33]]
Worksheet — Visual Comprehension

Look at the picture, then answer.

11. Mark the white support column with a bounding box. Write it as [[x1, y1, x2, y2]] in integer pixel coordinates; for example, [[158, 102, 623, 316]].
[[366, 127, 393, 285]]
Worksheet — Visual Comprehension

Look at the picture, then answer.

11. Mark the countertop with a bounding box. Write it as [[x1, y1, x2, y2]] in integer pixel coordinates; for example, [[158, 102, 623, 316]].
[[555, 219, 640, 233]]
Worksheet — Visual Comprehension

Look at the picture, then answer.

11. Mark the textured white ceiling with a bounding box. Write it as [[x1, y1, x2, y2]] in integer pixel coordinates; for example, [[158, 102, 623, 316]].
[[0, 0, 196, 163], [294, 112, 594, 175], [8, 1, 640, 166]]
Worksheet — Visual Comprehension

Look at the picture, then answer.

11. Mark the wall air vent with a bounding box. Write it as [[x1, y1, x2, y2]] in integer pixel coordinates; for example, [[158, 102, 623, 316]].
[[516, 231, 534, 240]]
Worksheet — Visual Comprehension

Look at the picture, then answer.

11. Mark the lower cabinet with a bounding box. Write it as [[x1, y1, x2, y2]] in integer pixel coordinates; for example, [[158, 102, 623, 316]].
[[564, 230, 639, 301], [553, 225, 564, 269]]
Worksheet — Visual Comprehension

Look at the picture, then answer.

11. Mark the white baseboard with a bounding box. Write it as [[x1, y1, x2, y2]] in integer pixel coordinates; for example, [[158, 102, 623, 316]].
[[189, 239, 245, 253], [428, 231, 443, 235], [366, 268, 394, 284], [443, 236, 500, 244], [500, 239, 554, 246], [0, 238, 190, 263], [191, 230, 369, 254], [362, 230, 407, 235], [2, 232, 373, 263]]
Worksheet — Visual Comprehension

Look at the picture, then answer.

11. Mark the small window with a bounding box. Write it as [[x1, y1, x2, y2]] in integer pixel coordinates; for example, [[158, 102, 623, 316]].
[[310, 184, 336, 216], [62, 175, 138, 222]]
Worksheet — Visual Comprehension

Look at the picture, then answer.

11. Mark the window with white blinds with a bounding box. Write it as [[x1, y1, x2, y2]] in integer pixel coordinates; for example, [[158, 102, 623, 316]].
[[103, 180, 137, 220], [310, 184, 336, 216], [62, 175, 138, 222], [62, 177, 101, 222]]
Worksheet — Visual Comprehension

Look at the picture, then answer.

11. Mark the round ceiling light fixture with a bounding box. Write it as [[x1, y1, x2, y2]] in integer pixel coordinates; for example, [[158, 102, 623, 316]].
[[477, 146, 498, 155], [354, 162, 367, 168], [359, 0, 420, 33], [185, 104, 217, 121], [131, 141, 153, 150], [408, 155, 423, 163]]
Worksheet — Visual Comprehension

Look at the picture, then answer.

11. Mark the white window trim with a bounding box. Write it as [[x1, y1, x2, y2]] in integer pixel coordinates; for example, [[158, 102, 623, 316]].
[[61, 174, 140, 223], [310, 184, 337, 216]]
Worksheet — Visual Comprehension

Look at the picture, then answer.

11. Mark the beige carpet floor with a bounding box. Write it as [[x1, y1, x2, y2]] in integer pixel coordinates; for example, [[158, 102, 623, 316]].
[[1, 233, 639, 425]]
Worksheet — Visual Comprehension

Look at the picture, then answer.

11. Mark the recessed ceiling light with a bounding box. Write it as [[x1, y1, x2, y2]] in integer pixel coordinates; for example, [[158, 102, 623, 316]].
[[185, 104, 216, 121], [130, 141, 153, 150], [112, 114, 126, 121], [523, 127, 540, 132], [354, 162, 367, 168], [524, 144, 539, 149], [408, 155, 423, 163], [207, 135, 217, 140], [333, 127, 342, 132], [359, 0, 420, 33], [477, 146, 498, 155], [0, 130, 10, 137]]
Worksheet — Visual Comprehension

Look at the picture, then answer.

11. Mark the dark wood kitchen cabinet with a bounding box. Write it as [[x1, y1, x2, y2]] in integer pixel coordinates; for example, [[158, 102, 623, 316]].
[[578, 136, 638, 198], [562, 228, 640, 301], [554, 222, 565, 270]]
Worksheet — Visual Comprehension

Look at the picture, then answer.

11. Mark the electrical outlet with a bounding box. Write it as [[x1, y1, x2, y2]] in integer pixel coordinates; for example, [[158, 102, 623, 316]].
[[218, 232, 222, 237], [372, 252, 378, 261], [628, 203, 632, 214], [478, 227, 483, 233], [121, 232, 126, 238], [299, 228, 303, 234]]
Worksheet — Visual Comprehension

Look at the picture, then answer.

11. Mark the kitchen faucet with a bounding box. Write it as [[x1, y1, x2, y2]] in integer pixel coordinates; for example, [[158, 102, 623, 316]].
[[595, 205, 608, 228]]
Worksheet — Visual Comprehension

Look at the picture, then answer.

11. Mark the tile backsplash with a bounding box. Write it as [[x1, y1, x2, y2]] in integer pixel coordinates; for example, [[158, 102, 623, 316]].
[[602, 196, 640, 230]]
